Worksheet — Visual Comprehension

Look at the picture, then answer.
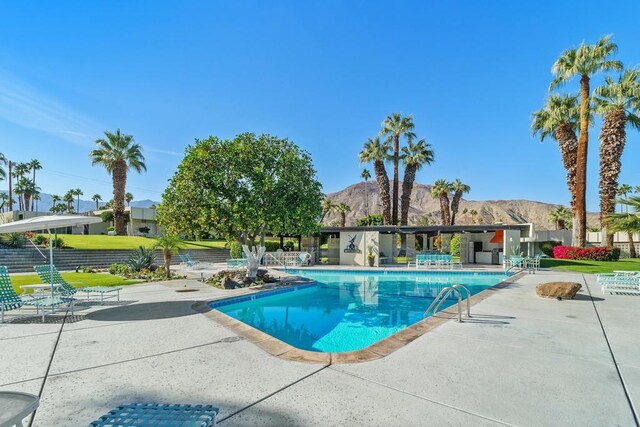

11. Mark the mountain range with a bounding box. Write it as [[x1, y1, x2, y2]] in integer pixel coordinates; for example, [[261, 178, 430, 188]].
[[0, 191, 158, 213], [322, 182, 598, 230]]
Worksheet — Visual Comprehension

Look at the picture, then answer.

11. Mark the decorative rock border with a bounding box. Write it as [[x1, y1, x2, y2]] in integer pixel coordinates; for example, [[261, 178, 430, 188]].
[[193, 271, 525, 364]]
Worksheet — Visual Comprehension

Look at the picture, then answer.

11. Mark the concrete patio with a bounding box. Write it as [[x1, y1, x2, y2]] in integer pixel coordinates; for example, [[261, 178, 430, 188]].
[[1, 270, 638, 426]]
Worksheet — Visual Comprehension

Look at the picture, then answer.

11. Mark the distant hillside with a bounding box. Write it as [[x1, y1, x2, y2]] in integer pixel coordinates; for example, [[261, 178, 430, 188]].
[[323, 182, 598, 230], [0, 191, 159, 213]]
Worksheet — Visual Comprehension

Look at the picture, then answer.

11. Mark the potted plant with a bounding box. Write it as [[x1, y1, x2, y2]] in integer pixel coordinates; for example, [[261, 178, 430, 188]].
[[367, 245, 376, 267]]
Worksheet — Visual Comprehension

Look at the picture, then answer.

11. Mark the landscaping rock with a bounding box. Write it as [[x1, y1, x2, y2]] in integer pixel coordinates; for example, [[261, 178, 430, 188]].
[[221, 276, 240, 289], [536, 282, 582, 300]]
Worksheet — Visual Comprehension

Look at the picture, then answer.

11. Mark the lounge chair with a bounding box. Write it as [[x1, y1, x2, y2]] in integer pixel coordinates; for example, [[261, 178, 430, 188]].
[[90, 403, 219, 427], [286, 252, 311, 267], [596, 271, 640, 294], [179, 254, 204, 269], [34, 265, 121, 304], [0, 266, 71, 322]]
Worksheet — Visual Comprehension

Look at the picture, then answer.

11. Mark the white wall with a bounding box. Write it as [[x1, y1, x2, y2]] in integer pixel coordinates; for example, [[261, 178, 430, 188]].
[[340, 231, 366, 266], [504, 230, 522, 257]]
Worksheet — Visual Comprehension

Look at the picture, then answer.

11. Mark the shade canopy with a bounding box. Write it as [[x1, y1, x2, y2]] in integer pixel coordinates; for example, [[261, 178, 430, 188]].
[[0, 215, 102, 234]]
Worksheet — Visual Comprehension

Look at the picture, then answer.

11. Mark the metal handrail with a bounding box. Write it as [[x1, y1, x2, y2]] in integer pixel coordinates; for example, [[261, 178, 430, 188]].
[[423, 284, 472, 323], [264, 253, 287, 268], [452, 284, 471, 318]]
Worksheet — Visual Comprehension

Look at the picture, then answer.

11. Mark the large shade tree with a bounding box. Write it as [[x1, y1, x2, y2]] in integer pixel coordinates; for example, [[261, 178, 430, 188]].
[[90, 129, 146, 235], [400, 138, 434, 225], [594, 69, 640, 245], [379, 113, 415, 225], [532, 94, 580, 213], [550, 35, 622, 246], [157, 133, 323, 276], [359, 137, 392, 224], [449, 179, 471, 226]]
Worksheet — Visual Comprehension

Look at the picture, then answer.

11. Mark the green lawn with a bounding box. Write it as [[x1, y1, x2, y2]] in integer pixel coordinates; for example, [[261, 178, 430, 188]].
[[541, 258, 640, 274], [44, 234, 228, 250], [9, 272, 142, 295]]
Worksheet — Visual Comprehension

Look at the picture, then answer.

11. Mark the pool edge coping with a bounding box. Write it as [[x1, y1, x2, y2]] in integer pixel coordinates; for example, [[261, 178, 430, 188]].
[[193, 271, 527, 364]]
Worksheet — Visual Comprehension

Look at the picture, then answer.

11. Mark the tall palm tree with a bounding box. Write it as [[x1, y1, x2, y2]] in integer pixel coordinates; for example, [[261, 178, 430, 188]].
[[125, 192, 134, 207], [29, 159, 42, 210], [0, 193, 7, 212], [550, 35, 622, 246], [63, 191, 75, 213], [0, 152, 7, 181], [594, 69, 640, 244], [31, 192, 41, 212], [92, 194, 102, 210], [51, 194, 61, 207], [549, 205, 572, 230], [90, 129, 146, 235], [73, 188, 83, 212], [606, 196, 640, 257], [532, 94, 580, 212], [449, 179, 471, 225], [12, 163, 29, 209], [153, 234, 183, 277], [617, 184, 633, 213], [320, 198, 337, 223], [336, 203, 351, 227], [400, 138, 434, 225], [431, 179, 453, 225], [379, 113, 416, 224], [16, 178, 39, 212], [359, 137, 392, 224], [361, 168, 371, 224]]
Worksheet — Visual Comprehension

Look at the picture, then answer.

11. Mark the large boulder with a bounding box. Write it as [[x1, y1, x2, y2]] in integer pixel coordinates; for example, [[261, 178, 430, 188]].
[[536, 282, 582, 300]]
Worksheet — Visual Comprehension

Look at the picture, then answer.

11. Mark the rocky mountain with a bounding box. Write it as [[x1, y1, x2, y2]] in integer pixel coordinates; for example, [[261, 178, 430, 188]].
[[323, 182, 598, 230]]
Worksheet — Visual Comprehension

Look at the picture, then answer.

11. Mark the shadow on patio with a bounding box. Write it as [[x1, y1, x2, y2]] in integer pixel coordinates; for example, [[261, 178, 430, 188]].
[[86, 300, 203, 322]]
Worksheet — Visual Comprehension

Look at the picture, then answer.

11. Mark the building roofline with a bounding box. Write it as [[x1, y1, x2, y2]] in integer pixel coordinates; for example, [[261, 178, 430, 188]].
[[319, 223, 533, 234]]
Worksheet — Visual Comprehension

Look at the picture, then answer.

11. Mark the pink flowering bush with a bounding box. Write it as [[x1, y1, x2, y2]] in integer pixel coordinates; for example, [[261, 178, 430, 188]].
[[552, 245, 620, 261]]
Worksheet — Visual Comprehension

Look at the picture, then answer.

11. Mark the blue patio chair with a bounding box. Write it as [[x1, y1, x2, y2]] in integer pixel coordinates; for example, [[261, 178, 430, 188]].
[[90, 403, 220, 427]]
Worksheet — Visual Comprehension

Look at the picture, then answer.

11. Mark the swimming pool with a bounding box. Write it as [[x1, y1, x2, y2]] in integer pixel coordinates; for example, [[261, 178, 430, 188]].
[[211, 269, 509, 353]]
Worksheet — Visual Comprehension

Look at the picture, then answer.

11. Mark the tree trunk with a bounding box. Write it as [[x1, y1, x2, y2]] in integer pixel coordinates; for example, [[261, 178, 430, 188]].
[[364, 180, 369, 223], [629, 233, 636, 258], [555, 123, 578, 211], [243, 244, 266, 278], [574, 75, 590, 246], [23, 194, 31, 212], [450, 191, 463, 226], [439, 195, 451, 225], [164, 252, 171, 277], [112, 160, 128, 235], [392, 134, 399, 225], [400, 165, 416, 226], [599, 108, 627, 247], [374, 160, 392, 224], [340, 213, 346, 227]]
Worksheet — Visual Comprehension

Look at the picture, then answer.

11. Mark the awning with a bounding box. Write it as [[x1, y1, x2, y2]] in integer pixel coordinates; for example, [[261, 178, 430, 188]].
[[489, 229, 504, 244]]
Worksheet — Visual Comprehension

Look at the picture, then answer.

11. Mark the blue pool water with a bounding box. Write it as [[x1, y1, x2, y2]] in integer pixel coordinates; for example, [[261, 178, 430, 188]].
[[212, 269, 508, 353]]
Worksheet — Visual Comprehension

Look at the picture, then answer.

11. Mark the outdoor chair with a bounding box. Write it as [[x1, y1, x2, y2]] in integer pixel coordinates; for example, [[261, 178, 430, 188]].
[[34, 265, 121, 304], [596, 272, 640, 294], [287, 252, 311, 267], [90, 403, 220, 427], [0, 266, 71, 323]]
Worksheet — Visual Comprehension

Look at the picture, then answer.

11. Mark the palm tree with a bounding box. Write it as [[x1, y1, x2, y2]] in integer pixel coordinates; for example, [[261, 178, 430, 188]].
[[51, 194, 61, 206], [50, 203, 66, 214], [320, 198, 337, 223], [359, 137, 392, 224], [361, 169, 371, 224], [90, 129, 146, 235], [400, 138, 434, 225], [605, 196, 640, 257], [15, 178, 39, 212], [594, 69, 640, 244], [550, 35, 622, 246], [617, 184, 633, 213], [549, 206, 572, 230], [73, 188, 83, 212], [0, 152, 7, 181], [63, 191, 75, 213], [125, 192, 134, 207], [0, 193, 8, 212], [336, 203, 351, 227], [379, 113, 416, 224], [153, 234, 184, 277], [12, 163, 29, 209], [431, 179, 453, 225], [28, 158, 42, 210], [92, 194, 102, 210], [532, 94, 580, 212], [450, 179, 471, 225], [469, 209, 478, 224], [31, 192, 41, 212]]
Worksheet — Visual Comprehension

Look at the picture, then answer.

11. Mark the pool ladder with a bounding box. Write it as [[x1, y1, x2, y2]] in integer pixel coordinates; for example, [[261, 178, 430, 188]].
[[423, 284, 472, 323]]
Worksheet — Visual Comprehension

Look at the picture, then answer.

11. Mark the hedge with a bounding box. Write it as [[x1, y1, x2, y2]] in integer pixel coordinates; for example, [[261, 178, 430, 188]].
[[552, 245, 620, 261]]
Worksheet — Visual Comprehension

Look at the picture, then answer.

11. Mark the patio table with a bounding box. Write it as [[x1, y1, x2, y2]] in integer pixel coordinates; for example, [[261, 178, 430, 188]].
[[0, 391, 39, 427], [20, 284, 61, 297]]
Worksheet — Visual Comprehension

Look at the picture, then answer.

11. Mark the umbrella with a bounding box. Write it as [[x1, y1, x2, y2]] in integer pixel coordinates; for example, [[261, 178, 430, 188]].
[[0, 215, 102, 300]]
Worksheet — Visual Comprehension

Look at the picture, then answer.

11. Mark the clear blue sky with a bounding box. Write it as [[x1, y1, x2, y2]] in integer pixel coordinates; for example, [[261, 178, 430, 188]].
[[1, 1, 639, 210]]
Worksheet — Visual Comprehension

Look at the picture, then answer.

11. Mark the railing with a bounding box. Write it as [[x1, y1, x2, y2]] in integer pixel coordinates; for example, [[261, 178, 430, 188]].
[[263, 253, 287, 268], [423, 284, 472, 322], [262, 251, 313, 267]]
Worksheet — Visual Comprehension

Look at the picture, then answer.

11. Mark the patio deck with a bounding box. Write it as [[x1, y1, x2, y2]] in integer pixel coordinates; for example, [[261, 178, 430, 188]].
[[0, 269, 638, 426]]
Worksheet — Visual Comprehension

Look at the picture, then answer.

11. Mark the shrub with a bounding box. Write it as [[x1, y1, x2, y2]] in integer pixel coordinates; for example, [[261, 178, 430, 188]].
[[229, 241, 243, 259], [126, 246, 155, 272], [553, 245, 620, 261], [450, 235, 460, 257], [356, 214, 385, 226], [107, 226, 115, 232], [51, 237, 65, 248], [284, 240, 296, 251], [1, 233, 27, 248], [539, 241, 561, 257], [264, 241, 280, 252], [109, 263, 131, 275], [100, 210, 114, 223], [33, 235, 48, 245]]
